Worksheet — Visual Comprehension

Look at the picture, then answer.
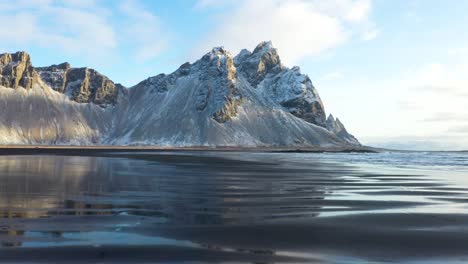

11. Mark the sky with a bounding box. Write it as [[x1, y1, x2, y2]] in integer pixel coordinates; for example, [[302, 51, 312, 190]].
[[1, 0, 468, 150]]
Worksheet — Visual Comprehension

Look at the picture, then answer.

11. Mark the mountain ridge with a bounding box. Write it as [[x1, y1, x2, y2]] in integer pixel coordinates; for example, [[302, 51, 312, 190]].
[[0, 42, 360, 147]]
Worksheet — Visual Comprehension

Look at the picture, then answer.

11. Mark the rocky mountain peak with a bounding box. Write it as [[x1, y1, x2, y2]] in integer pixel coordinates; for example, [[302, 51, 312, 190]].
[[208, 47, 231, 58], [326, 114, 360, 145], [36, 63, 122, 107], [231, 42, 327, 128], [43, 62, 71, 71], [234, 49, 251, 65], [235, 41, 282, 87], [198, 46, 237, 82], [252, 40, 274, 54], [0, 46, 360, 147], [194, 47, 241, 123], [0, 51, 30, 65], [0, 51, 39, 89]]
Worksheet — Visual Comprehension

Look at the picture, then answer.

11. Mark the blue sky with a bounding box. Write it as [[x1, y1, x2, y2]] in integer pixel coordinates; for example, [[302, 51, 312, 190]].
[[2, 0, 468, 150]]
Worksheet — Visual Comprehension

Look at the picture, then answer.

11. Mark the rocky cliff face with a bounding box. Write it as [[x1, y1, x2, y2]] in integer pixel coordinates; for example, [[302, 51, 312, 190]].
[[36, 62, 70, 92], [235, 41, 326, 127], [109, 42, 358, 146], [0, 51, 39, 89], [0, 43, 360, 147], [37, 64, 122, 107], [196, 47, 242, 123]]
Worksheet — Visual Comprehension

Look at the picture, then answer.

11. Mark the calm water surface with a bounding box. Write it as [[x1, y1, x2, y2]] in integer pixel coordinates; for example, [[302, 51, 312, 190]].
[[0, 151, 467, 263]]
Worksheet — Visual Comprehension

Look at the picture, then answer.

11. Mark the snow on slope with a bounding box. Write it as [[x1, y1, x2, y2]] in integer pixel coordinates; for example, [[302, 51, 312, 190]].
[[0, 82, 114, 145], [108, 44, 347, 147], [0, 42, 360, 147]]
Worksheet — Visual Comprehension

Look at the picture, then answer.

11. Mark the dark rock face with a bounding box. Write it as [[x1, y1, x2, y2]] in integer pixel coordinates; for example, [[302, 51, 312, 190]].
[[0, 44, 360, 147], [326, 114, 360, 145], [0, 51, 39, 89], [266, 66, 327, 127], [281, 96, 326, 127], [37, 64, 121, 107], [197, 47, 242, 123], [236, 41, 283, 88], [136, 62, 192, 95], [36, 63, 70, 92], [212, 91, 242, 123], [235, 42, 327, 128], [135, 47, 244, 123], [65, 68, 120, 106]]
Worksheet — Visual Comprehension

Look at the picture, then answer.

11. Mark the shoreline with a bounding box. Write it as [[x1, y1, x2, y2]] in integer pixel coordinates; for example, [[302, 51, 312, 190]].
[[0, 145, 378, 155]]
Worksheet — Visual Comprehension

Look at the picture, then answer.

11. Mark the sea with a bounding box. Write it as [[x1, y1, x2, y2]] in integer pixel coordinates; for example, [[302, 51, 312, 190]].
[[0, 151, 467, 263]]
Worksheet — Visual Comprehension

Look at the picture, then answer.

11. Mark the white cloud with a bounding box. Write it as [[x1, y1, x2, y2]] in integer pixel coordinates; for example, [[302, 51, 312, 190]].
[[193, 0, 235, 9], [405, 63, 468, 97], [320, 71, 344, 81], [361, 28, 379, 41], [119, 0, 170, 61], [448, 47, 468, 57], [389, 61, 468, 149], [2, 12, 39, 44], [0, 0, 170, 63], [192, 0, 377, 65], [344, 0, 371, 22], [61, 0, 98, 8], [0, 1, 117, 59], [47, 7, 117, 54]]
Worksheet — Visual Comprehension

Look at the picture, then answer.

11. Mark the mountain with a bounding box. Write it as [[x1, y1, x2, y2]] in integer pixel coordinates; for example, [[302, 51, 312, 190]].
[[36, 63, 125, 107], [0, 51, 39, 89], [326, 114, 360, 145], [0, 42, 360, 147]]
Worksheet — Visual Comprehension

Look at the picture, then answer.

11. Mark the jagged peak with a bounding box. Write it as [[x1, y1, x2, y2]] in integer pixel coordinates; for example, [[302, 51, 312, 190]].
[[36, 62, 71, 72], [197, 46, 235, 68], [208, 46, 232, 58], [0, 50, 30, 57], [237, 49, 251, 57], [253, 41, 274, 54], [234, 41, 283, 87], [326, 114, 350, 134], [250, 41, 279, 61], [248, 41, 281, 66], [179, 62, 191, 68], [335, 118, 345, 128], [56, 62, 71, 70], [0, 50, 38, 89], [0, 51, 32, 65]]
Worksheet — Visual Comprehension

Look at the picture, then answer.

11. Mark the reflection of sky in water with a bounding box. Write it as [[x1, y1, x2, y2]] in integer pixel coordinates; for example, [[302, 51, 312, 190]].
[[0, 151, 467, 264], [22, 231, 199, 248]]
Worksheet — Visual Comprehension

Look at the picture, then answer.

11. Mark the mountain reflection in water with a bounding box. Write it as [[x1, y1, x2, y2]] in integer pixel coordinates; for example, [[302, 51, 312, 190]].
[[0, 152, 467, 263]]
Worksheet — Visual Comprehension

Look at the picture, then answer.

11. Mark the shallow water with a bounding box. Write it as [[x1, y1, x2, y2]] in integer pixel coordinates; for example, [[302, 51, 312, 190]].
[[0, 151, 467, 263]]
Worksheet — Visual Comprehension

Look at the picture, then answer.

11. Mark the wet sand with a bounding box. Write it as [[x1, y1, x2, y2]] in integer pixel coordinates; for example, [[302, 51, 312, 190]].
[[0, 151, 467, 263], [0, 145, 377, 155]]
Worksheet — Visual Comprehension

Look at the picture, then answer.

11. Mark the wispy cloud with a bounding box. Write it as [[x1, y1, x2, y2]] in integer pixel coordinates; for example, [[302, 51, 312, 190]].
[[447, 125, 468, 134], [361, 28, 379, 41], [119, 0, 171, 62], [391, 61, 468, 149], [320, 71, 344, 81], [0, 1, 115, 59], [363, 135, 468, 151], [193, 0, 235, 10], [422, 112, 468, 122], [0, 0, 170, 63]]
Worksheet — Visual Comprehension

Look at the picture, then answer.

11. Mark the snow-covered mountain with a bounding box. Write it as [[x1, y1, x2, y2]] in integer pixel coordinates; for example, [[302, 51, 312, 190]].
[[0, 42, 360, 147]]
